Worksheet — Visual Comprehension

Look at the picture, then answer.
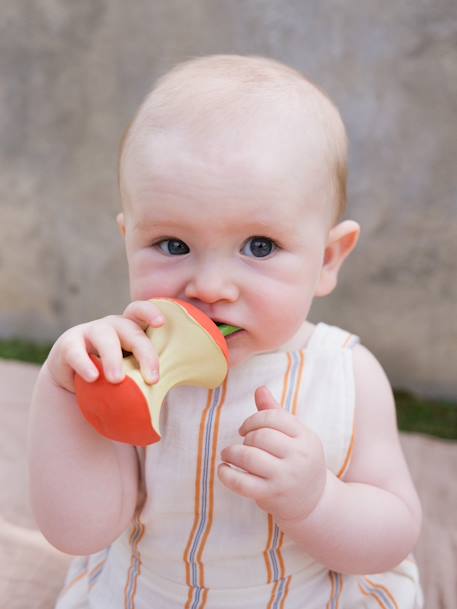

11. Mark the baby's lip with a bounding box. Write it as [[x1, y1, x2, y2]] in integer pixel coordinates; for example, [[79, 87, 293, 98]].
[[211, 317, 236, 327]]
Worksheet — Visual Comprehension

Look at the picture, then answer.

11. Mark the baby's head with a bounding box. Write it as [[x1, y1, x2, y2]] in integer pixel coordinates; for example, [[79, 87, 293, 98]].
[[120, 55, 349, 221], [117, 55, 359, 366]]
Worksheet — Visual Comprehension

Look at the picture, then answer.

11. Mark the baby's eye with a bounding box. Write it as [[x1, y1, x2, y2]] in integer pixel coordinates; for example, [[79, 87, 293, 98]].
[[157, 239, 190, 256], [240, 236, 277, 258]]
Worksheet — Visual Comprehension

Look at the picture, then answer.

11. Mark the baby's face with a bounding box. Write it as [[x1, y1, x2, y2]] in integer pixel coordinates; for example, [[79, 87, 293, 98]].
[[120, 129, 335, 367]]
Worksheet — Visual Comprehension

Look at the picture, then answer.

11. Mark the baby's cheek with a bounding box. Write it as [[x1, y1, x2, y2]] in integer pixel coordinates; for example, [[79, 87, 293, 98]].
[[130, 280, 175, 301], [264, 297, 312, 344], [127, 252, 184, 299]]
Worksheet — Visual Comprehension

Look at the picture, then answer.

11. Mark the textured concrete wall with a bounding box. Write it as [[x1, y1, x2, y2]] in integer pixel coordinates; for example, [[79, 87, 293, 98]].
[[1, 1, 456, 397]]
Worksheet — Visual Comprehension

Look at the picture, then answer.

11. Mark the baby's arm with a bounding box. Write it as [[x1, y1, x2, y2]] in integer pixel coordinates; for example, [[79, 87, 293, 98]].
[[219, 345, 422, 575], [27, 301, 164, 555]]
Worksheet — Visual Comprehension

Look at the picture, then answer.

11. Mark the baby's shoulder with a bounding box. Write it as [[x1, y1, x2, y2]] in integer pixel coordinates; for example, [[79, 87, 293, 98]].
[[350, 342, 398, 441], [351, 342, 392, 393]]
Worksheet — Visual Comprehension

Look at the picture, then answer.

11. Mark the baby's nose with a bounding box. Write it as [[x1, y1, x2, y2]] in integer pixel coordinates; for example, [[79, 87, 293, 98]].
[[184, 264, 239, 303]]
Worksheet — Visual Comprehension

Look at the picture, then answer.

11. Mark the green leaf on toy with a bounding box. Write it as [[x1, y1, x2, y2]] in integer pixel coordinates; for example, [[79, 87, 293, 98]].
[[217, 324, 242, 337]]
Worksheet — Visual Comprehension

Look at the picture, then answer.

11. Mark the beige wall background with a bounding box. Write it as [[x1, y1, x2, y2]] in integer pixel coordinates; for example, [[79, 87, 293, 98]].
[[1, 1, 456, 398]]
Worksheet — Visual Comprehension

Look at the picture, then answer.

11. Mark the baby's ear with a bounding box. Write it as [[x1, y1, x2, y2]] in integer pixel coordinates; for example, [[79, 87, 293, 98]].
[[314, 220, 360, 297], [116, 212, 126, 238]]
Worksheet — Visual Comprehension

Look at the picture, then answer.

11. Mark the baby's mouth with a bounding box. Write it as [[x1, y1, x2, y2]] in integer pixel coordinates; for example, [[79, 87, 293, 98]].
[[215, 322, 243, 337]]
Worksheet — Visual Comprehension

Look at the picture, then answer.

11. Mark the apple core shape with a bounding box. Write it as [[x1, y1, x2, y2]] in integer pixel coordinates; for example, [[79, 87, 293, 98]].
[[74, 299, 233, 446]]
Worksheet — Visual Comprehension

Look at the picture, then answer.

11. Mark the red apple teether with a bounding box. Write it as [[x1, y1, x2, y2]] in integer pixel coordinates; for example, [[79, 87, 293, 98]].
[[74, 298, 240, 446]]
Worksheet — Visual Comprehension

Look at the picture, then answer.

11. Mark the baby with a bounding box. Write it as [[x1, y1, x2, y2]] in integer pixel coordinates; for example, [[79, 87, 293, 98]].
[[28, 55, 423, 608]]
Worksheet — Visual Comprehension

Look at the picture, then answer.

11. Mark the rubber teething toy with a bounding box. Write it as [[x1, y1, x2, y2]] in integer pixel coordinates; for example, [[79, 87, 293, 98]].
[[74, 298, 241, 446]]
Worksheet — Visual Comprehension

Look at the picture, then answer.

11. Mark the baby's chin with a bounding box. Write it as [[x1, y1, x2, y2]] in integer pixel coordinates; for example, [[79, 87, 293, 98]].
[[226, 337, 277, 369], [225, 335, 258, 369], [226, 321, 313, 369], [227, 350, 250, 369]]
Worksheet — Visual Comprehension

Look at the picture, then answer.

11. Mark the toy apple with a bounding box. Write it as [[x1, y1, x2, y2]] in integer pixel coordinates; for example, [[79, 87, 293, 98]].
[[74, 299, 240, 446]]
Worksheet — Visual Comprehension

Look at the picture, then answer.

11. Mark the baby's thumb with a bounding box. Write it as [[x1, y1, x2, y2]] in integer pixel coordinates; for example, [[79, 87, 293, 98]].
[[254, 386, 281, 411]]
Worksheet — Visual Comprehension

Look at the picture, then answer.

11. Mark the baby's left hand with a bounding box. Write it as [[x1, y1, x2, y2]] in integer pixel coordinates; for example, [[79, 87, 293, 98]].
[[218, 386, 327, 521]]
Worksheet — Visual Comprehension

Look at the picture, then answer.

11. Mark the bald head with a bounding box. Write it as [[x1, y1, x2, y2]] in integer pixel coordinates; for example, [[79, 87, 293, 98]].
[[119, 55, 348, 221]]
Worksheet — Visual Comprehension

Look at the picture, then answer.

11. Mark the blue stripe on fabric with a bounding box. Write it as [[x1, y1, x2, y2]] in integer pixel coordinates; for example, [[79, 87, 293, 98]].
[[189, 386, 220, 584], [88, 558, 106, 587], [284, 351, 300, 413], [190, 586, 202, 609], [361, 579, 394, 609], [126, 559, 139, 608], [187, 385, 222, 602], [272, 577, 287, 608], [266, 352, 301, 591], [268, 524, 281, 581], [331, 573, 341, 609], [126, 524, 143, 609]]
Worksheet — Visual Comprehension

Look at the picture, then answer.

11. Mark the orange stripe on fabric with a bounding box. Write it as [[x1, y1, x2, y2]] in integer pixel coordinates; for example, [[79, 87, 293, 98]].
[[183, 381, 228, 608], [201, 588, 209, 609], [266, 581, 280, 609], [263, 353, 293, 583], [280, 352, 293, 409], [365, 577, 400, 609], [195, 379, 228, 587], [183, 389, 214, 588], [358, 583, 388, 609], [185, 586, 209, 609], [88, 556, 108, 590], [59, 565, 89, 595], [280, 575, 292, 609], [263, 514, 275, 583], [58, 552, 108, 598], [339, 334, 356, 479], [326, 570, 336, 609], [275, 351, 305, 577], [264, 352, 305, 608], [335, 573, 345, 609], [123, 519, 145, 609], [128, 516, 142, 544], [266, 575, 292, 609], [290, 350, 305, 416], [337, 425, 355, 480], [276, 530, 286, 577], [185, 587, 193, 608], [342, 333, 354, 349]]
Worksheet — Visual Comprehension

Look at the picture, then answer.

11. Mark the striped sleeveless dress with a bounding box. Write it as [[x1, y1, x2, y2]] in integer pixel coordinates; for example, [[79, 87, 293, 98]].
[[56, 323, 423, 609]]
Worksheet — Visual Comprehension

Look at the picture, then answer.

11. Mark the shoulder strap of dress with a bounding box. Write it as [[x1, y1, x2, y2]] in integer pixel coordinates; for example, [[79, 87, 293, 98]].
[[307, 322, 360, 352]]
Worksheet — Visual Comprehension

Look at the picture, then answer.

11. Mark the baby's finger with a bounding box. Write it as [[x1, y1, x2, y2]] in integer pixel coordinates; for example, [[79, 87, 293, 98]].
[[217, 463, 269, 501], [221, 444, 279, 479], [114, 319, 160, 384], [61, 335, 100, 385], [85, 323, 124, 383], [243, 427, 291, 459], [122, 300, 165, 330], [239, 408, 301, 438], [255, 386, 281, 411]]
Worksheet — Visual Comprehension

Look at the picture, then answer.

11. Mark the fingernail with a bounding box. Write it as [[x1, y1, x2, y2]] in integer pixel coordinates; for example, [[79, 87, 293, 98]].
[[152, 315, 165, 325], [143, 368, 159, 384], [109, 369, 124, 383], [87, 368, 99, 381], [149, 370, 159, 383]]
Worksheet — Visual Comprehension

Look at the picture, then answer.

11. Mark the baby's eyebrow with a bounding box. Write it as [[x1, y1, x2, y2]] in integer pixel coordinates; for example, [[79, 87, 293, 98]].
[[133, 218, 185, 231], [132, 212, 297, 238]]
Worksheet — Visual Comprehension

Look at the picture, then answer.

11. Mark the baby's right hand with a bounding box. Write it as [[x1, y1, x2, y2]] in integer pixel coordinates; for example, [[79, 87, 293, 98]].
[[46, 300, 166, 393]]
